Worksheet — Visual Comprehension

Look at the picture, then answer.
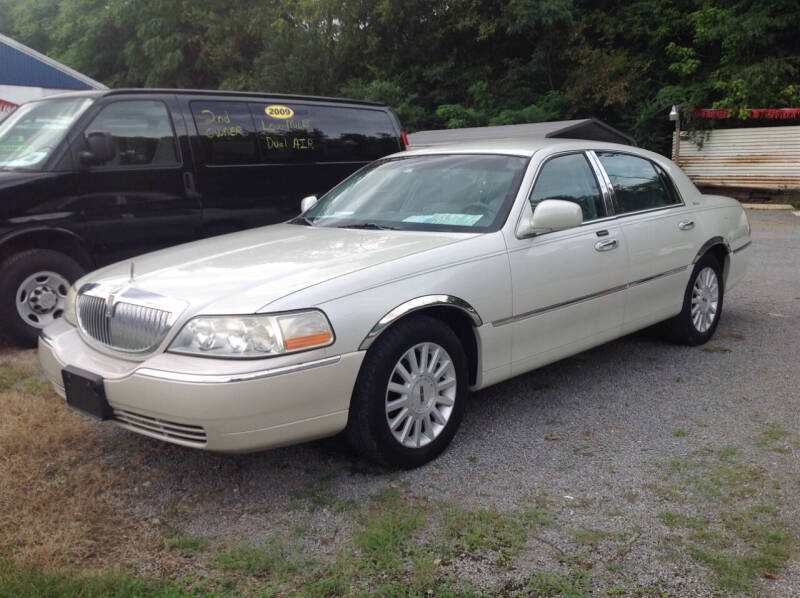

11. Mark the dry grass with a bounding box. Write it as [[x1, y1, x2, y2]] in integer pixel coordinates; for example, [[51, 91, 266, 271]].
[[0, 348, 161, 573]]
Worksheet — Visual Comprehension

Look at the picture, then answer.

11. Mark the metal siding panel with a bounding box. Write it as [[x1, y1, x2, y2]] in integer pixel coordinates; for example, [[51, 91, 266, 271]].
[[0, 40, 93, 90], [675, 126, 800, 190]]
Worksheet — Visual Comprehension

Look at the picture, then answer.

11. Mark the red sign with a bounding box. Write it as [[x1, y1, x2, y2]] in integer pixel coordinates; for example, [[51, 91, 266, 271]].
[[692, 108, 800, 119], [0, 98, 18, 113]]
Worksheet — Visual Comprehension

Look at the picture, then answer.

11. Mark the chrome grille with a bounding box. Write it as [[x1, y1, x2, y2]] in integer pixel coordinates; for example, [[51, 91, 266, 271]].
[[113, 409, 207, 446], [77, 294, 172, 353]]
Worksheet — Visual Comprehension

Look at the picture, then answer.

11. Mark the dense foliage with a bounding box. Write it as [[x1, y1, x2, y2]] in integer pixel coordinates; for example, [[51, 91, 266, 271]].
[[2, 0, 798, 153]]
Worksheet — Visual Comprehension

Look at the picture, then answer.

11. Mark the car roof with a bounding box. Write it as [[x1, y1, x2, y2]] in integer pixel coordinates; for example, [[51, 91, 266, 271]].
[[27, 88, 386, 107], [397, 137, 671, 164]]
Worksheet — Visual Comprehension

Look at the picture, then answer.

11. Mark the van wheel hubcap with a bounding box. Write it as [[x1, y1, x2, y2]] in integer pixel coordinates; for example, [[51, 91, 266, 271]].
[[691, 266, 719, 333], [16, 271, 69, 328], [385, 342, 457, 449]]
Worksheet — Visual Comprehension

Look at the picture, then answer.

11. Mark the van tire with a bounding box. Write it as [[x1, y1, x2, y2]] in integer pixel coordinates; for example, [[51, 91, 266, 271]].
[[0, 249, 85, 347]]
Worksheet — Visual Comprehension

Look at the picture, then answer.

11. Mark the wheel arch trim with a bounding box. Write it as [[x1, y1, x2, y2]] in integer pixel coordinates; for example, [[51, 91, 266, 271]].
[[358, 295, 483, 351], [0, 226, 94, 267], [692, 236, 731, 264]]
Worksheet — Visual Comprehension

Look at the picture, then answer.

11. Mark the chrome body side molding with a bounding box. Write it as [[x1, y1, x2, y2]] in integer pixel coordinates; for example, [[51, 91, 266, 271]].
[[136, 356, 342, 384], [359, 295, 483, 350]]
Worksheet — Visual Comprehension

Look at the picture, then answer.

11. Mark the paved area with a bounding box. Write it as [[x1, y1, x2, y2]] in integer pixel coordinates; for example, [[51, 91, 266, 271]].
[[4, 209, 799, 595]]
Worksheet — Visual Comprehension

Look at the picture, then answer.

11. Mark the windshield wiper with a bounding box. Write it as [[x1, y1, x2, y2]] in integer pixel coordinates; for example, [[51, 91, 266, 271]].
[[339, 222, 397, 230]]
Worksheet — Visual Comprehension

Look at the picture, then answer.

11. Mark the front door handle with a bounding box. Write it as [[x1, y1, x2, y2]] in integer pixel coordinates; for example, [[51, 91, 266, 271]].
[[594, 238, 618, 252], [678, 220, 695, 230]]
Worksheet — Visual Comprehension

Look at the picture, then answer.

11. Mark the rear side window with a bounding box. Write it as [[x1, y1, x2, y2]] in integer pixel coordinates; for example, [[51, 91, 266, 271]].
[[596, 152, 679, 214], [250, 103, 399, 163], [85, 100, 178, 167], [191, 101, 259, 165]]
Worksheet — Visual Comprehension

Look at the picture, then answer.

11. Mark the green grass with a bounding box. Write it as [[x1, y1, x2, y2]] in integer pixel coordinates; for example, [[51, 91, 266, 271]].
[[165, 534, 209, 556], [673, 428, 688, 437], [523, 570, 591, 597], [655, 447, 793, 593], [0, 561, 223, 598], [215, 540, 304, 580]]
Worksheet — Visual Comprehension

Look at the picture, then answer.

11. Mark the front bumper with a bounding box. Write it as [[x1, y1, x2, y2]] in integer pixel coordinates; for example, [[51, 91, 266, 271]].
[[39, 321, 364, 452]]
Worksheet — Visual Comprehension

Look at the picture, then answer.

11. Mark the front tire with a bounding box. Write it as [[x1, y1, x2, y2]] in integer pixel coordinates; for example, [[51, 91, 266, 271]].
[[662, 254, 724, 346], [345, 315, 469, 469], [0, 249, 85, 347]]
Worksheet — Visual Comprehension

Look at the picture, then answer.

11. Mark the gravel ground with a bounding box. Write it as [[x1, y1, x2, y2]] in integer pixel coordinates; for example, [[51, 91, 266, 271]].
[[8, 209, 800, 595]]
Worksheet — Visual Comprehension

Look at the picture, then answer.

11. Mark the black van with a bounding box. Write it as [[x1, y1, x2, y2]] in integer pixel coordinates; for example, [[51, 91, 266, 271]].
[[0, 89, 406, 345]]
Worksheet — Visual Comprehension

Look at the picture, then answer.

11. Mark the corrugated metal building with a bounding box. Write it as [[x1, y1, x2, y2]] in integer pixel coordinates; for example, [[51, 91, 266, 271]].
[[0, 33, 106, 113], [675, 126, 800, 191], [408, 119, 636, 148]]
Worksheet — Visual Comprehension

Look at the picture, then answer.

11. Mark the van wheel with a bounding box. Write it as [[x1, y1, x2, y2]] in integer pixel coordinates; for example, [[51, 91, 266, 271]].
[[661, 254, 724, 346], [0, 249, 85, 347], [345, 315, 469, 469]]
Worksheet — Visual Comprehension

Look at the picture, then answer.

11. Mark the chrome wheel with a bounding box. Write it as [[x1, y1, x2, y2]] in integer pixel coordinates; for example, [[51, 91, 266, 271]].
[[690, 266, 719, 333], [15, 270, 70, 329], [385, 342, 457, 449]]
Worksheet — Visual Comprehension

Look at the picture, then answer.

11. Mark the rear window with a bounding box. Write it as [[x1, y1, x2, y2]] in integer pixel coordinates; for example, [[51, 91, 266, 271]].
[[191, 100, 399, 166]]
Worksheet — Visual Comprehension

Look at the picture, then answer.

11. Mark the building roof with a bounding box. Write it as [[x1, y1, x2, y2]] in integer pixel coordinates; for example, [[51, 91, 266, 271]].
[[408, 119, 636, 148], [0, 33, 107, 91]]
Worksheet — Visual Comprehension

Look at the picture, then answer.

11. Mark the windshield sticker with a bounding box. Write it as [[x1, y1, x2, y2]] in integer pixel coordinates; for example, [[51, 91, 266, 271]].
[[403, 214, 483, 226]]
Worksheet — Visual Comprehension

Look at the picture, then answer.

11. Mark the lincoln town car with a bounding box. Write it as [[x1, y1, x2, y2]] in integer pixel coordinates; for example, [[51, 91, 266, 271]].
[[39, 139, 751, 468]]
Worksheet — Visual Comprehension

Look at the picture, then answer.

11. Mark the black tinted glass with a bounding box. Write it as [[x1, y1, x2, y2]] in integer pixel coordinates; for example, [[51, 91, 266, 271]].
[[529, 153, 605, 221], [597, 152, 678, 214], [86, 100, 178, 167], [250, 103, 399, 163], [191, 101, 258, 165]]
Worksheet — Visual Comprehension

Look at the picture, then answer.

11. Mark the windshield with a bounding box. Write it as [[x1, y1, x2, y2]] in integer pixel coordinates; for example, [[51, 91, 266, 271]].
[[0, 97, 93, 169], [302, 154, 529, 232]]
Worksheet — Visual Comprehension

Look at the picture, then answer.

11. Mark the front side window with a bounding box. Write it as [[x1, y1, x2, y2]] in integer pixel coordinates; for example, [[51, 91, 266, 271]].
[[301, 154, 528, 232], [85, 100, 178, 167], [596, 152, 678, 214], [0, 97, 93, 169], [529, 153, 605, 221]]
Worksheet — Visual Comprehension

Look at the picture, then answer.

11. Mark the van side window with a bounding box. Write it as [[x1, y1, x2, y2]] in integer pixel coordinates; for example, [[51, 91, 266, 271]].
[[85, 100, 178, 167], [191, 101, 258, 165], [596, 152, 678, 214], [529, 153, 605, 221], [250, 103, 399, 163]]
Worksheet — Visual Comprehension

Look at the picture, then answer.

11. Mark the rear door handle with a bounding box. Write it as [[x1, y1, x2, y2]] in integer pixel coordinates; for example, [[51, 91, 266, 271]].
[[594, 238, 618, 252], [678, 220, 695, 230]]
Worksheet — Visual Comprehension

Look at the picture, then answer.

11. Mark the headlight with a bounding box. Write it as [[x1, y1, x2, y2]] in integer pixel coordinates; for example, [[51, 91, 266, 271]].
[[64, 284, 78, 326], [168, 310, 335, 358]]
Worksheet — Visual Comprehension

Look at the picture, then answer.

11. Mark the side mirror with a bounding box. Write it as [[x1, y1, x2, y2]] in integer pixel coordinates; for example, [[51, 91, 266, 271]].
[[517, 199, 583, 237], [79, 131, 116, 165], [300, 195, 318, 212]]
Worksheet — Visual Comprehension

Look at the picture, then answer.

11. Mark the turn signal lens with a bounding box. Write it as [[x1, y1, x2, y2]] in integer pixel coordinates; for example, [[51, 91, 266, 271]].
[[64, 284, 78, 326]]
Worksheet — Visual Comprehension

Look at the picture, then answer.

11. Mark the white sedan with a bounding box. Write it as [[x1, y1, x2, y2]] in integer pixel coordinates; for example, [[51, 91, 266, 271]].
[[39, 139, 751, 468]]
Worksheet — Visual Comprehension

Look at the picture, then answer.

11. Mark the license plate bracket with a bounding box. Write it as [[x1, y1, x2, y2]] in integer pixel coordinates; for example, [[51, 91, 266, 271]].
[[62, 366, 112, 420]]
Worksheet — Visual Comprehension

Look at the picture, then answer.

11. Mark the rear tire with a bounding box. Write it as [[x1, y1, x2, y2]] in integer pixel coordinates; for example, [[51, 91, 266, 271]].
[[0, 249, 85, 347], [345, 315, 469, 469], [661, 254, 724, 346]]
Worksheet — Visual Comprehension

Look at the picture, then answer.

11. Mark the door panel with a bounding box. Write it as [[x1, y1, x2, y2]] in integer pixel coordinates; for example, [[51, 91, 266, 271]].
[[505, 221, 629, 374], [618, 209, 702, 330], [74, 96, 201, 265]]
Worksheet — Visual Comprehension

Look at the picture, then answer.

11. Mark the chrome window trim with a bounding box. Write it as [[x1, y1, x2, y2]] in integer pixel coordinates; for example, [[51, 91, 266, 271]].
[[590, 149, 687, 216], [492, 265, 690, 327], [513, 150, 610, 240], [135, 355, 342, 384], [359, 295, 482, 350], [585, 150, 616, 216]]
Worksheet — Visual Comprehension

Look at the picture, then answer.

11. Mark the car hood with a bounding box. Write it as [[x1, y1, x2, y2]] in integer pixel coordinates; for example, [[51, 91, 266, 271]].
[[83, 223, 479, 315]]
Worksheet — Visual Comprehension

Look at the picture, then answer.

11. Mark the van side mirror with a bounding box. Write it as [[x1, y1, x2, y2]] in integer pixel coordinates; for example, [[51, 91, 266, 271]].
[[80, 131, 116, 165], [516, 199, 583, 237], [300, 195, 318, 212]]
